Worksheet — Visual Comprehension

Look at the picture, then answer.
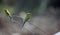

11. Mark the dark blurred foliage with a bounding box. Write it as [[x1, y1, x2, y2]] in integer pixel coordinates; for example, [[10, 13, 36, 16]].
[[0, 0, 2, 4], [13, 0, 40, 15], [48, 0, 60, 8], [7, 0, 15, 6], [47, 0, 60, 19], [0, 0, 60, 17]]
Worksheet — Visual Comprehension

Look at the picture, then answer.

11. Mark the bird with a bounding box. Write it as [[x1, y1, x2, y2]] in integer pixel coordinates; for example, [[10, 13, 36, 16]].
[[4, 9, 12, 20], [23, 11, 31, 27]]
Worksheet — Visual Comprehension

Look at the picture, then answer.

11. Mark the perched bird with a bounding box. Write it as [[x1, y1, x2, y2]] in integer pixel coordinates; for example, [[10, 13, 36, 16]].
[[4, 9, 12, 19], [23, 11, 31, 27]]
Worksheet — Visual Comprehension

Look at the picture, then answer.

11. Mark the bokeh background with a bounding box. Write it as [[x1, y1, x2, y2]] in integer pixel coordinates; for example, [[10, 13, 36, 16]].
[[0, 0, 60, 35]]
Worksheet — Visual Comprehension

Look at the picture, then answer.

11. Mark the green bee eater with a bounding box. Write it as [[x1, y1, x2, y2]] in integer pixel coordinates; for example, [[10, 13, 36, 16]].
[[4, 9, 12, 19], [23, 11, 31, 27]]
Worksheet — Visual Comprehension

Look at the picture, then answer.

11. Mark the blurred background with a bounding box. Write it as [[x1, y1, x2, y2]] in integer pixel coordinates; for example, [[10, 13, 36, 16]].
[[0, 0, 60, 17], [0, 0, 60, 35]]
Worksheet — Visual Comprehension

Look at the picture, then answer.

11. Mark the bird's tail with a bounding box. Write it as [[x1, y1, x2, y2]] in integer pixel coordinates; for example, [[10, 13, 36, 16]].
[[22, 21, 26, 27]]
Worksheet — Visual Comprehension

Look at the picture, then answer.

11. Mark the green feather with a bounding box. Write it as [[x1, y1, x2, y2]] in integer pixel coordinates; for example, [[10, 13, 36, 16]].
[[23, 12, 31, 27], [4, 9, 12, 20], [4, 9, 11, 17]]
